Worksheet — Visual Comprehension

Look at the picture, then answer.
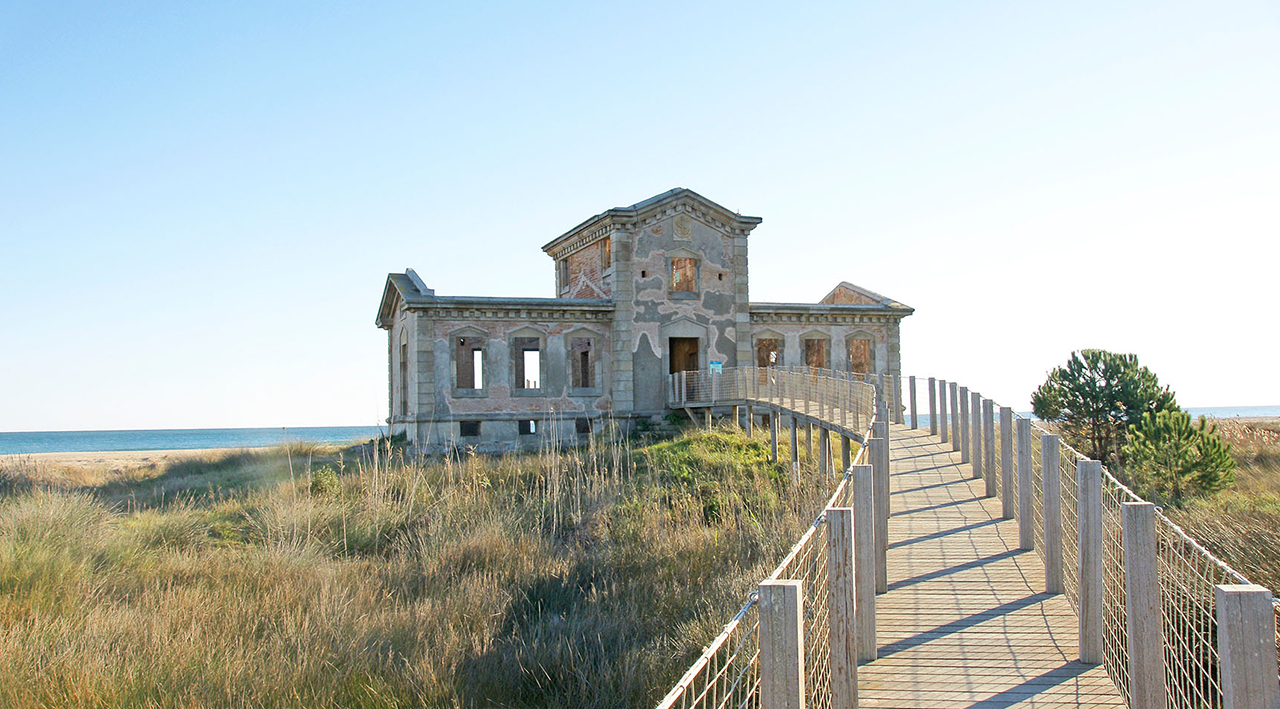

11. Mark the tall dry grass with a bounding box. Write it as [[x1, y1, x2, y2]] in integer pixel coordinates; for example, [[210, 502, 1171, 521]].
[[1163, 419, 1280, 593], [0, 424, 831, 708]]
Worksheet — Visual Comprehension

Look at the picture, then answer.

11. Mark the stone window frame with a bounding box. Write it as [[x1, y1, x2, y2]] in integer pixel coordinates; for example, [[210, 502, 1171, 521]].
[[845, 331, 877, 375], [753, 330, 785, 368], [800, 330, 832, 370], [510, 326, 547, 397], [666, 248, 701, 300], [398, 328, 409, 417], [557, 259, 570, 294], [450, 326, 489, 398], [565, 326, 604, 396]]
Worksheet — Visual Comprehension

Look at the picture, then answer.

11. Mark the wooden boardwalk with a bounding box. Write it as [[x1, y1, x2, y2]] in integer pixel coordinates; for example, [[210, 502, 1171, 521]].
[[859, 423, 1123, 708]]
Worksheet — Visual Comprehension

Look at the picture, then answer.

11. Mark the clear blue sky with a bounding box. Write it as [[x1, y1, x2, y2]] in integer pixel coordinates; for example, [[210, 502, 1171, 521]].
[[3, 1, 1278, 432]]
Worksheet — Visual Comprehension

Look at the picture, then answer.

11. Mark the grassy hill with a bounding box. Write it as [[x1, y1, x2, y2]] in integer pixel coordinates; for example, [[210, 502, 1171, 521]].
[[0, 426, 833, 708]]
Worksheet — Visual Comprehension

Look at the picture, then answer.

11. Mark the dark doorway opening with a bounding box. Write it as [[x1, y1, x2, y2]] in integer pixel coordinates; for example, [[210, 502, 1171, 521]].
[[669, 337, 699, 374]]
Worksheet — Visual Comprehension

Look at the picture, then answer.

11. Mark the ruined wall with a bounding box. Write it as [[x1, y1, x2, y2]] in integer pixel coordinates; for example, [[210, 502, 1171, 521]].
[[619, 211, 744, 414], [748, 321, 898, 376], [412, 315, 613, 447], [561, 239, 611, 299]]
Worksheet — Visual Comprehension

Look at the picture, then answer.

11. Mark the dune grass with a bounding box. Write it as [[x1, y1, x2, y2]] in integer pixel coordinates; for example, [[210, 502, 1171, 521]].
[[1162, 419, 1280, 593], [0, 424, 832, 708]]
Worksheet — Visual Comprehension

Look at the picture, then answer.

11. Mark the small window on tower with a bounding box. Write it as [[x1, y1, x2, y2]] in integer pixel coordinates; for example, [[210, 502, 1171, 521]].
[[671, 257, 696, 292]]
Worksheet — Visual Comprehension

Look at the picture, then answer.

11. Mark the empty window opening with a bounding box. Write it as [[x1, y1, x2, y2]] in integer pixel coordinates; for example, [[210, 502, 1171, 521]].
[[513, 337, 541, 390], [669, 337, 699, 374], [640, 270, 647, 278], [671, 257, 696, 292], [849, 338, 874, 374], [456, 337, 485, 389], [399, 341, 409, 415], [518, 419, 537, 435], [756, 338, 782, 368], [571, 337, 595, 388], [718, 273, 723, 281], [600, 238, 611, 270], [575, 418, 591, 435], [459, 420, 481, 437], [804, 339, 828, 369]]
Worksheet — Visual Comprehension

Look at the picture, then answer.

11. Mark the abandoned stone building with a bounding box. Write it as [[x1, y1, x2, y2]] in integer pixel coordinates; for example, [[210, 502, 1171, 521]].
[[376, 188, 913, 449]]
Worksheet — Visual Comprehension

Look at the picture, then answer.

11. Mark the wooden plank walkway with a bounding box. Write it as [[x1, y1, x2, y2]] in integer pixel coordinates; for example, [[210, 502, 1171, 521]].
[[859, 423, 1123, 708]]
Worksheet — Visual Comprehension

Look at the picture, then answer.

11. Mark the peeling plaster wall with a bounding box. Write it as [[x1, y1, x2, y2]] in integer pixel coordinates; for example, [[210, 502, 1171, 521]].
[[410, 316, 612, 447], [749, 321, 900, 376], [619, 212, 744, 413], [564, 240, 611, 299]]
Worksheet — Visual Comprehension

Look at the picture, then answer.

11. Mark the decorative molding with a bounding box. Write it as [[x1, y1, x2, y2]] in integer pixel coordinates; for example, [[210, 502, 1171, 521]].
[[419, 306, 614, 323]]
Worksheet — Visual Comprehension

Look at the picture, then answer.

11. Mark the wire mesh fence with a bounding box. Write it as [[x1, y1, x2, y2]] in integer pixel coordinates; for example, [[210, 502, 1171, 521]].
[[654, 372, 873, 709], [661, 373, 1280, 708]]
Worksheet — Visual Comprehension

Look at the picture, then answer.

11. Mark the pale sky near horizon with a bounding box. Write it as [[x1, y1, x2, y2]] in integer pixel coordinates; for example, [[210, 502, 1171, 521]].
[[2, 1, 1278, 432]]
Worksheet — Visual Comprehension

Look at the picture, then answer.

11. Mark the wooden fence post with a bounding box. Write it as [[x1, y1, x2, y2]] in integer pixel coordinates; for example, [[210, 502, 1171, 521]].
[[1122, 501, 1166, 709], [853, 464, 877, 663], [1078, 460, 1103, 664], [1017, 418, 1034, 551], [959, 386, 971, 464], [825, 507, 858, 709], [747, 405, 754, 436], [759, 579, 805, 709], [970, 391, 983, 481], [1000, 407, 1014, 519], [1042, 435, 1062, 594], [892, 374, 903, 425], [1216, 584, 1280, 709], [949, 382, 960, 451], [841, 435, 851, 475], [869, 436, 889, 594], [909, 375, 918, 430], [790, 416, 799, 476], [938, 379, 949, 444], [928, 377, 938, 436], [819, 427, 831, 481], [982, 398, 996, 497], [770, 409, 779, 464]]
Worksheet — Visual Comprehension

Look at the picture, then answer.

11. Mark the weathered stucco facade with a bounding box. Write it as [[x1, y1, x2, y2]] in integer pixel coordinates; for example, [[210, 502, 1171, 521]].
[[376, 188, 913, 450]]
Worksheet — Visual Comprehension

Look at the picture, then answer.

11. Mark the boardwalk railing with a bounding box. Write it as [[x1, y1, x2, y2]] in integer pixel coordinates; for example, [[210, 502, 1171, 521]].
[[656, 370, 1279, 709], [655, 367, 879, 709], [920, 376, 1280, 709]]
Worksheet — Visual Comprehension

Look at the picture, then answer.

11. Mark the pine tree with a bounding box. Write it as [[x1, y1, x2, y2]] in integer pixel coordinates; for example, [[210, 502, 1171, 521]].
[[1031, 350, 1178, 465], [1122, 410, 1236, 505]]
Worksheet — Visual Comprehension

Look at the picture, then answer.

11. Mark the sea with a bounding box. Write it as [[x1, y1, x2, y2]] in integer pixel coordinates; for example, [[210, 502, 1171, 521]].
[[0, 426, 384, 456], [2, 406, 1278, 456]]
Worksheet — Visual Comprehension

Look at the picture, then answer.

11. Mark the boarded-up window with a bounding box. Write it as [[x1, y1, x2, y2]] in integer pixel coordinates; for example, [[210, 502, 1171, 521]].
[[456, 336, 484, 389], [671, 257, 696, 292], [804, 339, 828, 369], [558, 259, 569, 290], [756, 338, 782, 368], [399, 340, 408, 414], [849, 338, 873, 374], [600, 238, 611, 270], [513, 337, 541, 390], [571, 337, 595, 388]]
